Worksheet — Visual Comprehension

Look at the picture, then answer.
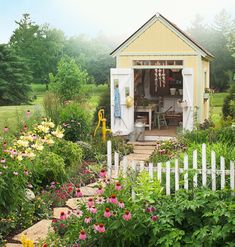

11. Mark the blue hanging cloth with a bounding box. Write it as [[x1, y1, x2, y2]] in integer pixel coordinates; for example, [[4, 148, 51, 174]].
[[114, 87, 121, 118]]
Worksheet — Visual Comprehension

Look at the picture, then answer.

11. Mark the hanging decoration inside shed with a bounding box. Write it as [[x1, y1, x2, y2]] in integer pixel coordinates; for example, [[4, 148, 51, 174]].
[[154, 69, 166, 92]]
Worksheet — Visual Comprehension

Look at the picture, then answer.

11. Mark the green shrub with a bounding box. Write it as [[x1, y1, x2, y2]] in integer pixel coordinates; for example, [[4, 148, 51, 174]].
[[43, 92, 62, 124], [59, 103, 92, 142], [222, 84, 235, 119], [52, 139, 83, 168], [43, 172, 235, 247], [32, 151, 66, 187]]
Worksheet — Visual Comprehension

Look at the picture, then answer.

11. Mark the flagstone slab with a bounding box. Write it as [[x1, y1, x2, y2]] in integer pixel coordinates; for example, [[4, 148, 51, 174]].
[[12, 219, 52, 243], [6, 244, 23, 247], [134, 145, 156, 151], [53, 207, 71, 219], [80, 186, 97, 196], [133, 149, 153, 155], [66, 197, 91, 209]]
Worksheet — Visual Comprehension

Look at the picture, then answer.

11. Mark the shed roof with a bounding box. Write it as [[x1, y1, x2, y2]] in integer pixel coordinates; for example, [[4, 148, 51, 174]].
[[110, 13, 214, 60]]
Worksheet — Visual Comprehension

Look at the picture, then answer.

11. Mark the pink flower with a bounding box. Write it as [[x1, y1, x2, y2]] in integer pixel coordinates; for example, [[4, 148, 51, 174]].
[[84, 217, 92, 224], [109, 194, 118, 204], [75, 210, 83, 218], [3, 142, 7, 148], [13, 171, 18, 176], [75, 188, 83, 197], [79, 230, 86, 240], [96, 197, 105, 204], [99, 169, 106, 178], [87, 198, 94, 207], [3, 127, 8, 133], [151, 215, 158, 221], [23, 125, 28, 131], [118, 200, 125, 208], [146, 206, 156, 213], [1, 158, 6, 163], [94, 223, 100, 232], [96, 186, 104, 195], [98, 223, 105, 233], [11, 150, 17, 155], [115, 182, 122, 191], [26, 110, 31, 118], [123, 210, 132, 221], [60, 211, 67, 220], [89, 206, 97, 214], [104, 208, 111, 218], [24, 169, 29, 176]]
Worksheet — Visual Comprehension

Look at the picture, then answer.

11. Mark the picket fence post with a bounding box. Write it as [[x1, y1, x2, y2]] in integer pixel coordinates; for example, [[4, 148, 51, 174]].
[[184, 154, 189, 190], [230, 161, 234, 195], [175, 159, 179, 192], [122, 156, 127, 178], [166, 161, 171, 195], [211, 151, 216, 191], [149, 163, 153, 180], [220, 156, 225, 189], [157, 163, 162, 183], [202, 143, 207, 186], [107, 140, 112, 178], [131, 160, 136, 200], [193, 150, 198, 188]]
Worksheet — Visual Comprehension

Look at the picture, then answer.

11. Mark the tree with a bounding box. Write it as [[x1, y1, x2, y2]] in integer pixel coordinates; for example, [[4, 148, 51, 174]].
[[10, 14, 65, 85], [0, 44, 32, 105], [49, 56, 91, 101], [64, 34, 115, 84], [187, 10, 235, 91]]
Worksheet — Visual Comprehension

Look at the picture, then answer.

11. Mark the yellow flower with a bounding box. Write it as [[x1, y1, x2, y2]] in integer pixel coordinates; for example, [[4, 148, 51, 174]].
[[31, 142, 44, 151], [52, 127, 64, 139], [16, 155, 23, 161], [16, 140, 29, 147], [37, 124, 49, 133]]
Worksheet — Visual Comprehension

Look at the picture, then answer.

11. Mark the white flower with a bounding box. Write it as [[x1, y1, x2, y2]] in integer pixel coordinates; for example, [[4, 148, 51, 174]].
[[52, 127, 64, 138], [16, 140, 29, 147]]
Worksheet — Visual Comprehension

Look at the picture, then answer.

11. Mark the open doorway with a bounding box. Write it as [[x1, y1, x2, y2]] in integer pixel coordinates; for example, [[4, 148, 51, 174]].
[[134, 68, 183, 137]]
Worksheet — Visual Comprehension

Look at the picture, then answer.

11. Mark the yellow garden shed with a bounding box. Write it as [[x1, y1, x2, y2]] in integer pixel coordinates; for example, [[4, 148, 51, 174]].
[[110, 13, 214, 139]]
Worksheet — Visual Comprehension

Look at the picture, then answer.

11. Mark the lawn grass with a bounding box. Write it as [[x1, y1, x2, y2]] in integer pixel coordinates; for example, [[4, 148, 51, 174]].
[[210, 92, 228, 126], [0, 84, 46, 133]]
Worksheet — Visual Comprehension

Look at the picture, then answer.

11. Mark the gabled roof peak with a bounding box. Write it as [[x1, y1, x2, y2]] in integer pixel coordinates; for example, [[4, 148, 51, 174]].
[[110, 13, 214, 59]]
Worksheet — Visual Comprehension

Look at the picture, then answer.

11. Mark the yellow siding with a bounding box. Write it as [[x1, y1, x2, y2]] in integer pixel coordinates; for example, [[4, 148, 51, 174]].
[[202, 60, 210, 120], [122, 20, 195, 53]]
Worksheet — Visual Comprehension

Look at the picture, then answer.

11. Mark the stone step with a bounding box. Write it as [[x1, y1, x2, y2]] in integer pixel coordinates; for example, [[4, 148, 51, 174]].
[[80, 186, 97, 196], [126, 154, 150, 162], [6, 244, 23, 247], [127, 141, 156, 146], [53, 207, 71, 219], [66, 197, 91, 210], [12, 219, 53, 243], [133, 149, 153, 155], [133, 145, 156, 151]]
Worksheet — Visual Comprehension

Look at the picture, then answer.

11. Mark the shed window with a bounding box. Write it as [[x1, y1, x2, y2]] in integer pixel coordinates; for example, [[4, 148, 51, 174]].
[[133, 60, 183, 66]]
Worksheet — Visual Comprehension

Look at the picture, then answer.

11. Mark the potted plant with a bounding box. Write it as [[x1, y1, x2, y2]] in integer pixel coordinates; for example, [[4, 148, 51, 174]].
[[177, 99, 188, 108], [170, 88, 176, 95]]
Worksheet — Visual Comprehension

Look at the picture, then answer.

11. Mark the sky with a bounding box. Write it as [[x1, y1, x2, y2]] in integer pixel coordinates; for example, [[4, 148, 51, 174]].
[[0, 0, 235, 43]]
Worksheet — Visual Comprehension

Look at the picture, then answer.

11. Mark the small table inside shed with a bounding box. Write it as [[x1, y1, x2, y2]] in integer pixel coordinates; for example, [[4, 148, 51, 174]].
[[135, 104, 157, 130]]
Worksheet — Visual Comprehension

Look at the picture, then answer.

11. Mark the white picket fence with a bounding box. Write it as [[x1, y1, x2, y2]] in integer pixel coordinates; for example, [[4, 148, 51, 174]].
[[106, 141, 235, 195]]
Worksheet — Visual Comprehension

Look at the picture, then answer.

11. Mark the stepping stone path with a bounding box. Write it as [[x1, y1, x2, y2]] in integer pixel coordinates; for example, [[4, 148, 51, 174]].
[[7, 185, 98, 246], [12, 219, 53, 244], [126, 141, 157, 163]]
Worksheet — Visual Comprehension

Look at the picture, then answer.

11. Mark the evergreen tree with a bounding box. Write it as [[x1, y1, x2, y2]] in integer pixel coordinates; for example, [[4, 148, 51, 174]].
[[0, 44, 32, 105]]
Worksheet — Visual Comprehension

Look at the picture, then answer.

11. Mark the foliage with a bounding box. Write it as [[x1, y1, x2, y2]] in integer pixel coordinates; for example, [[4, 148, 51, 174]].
[[10, 13, 65, 85], [222, 84, 235, 119], [43, 91, 62, 124], [187, 10, 235, 91], [43, 171, 235, 246], [59, 103, 92, 142], [51, 139, 83, 168], [0, 195, 51, 244], [149, 140, 186, 163], [0, 44, 32, 105], [64, 35, 115, 84], [32, 151, 66, 187], [49, 56, 91, 101]]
